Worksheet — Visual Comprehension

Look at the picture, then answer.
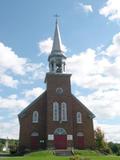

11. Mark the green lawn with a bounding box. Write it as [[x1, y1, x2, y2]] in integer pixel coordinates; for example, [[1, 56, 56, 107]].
[[1, 150, 120, 160]]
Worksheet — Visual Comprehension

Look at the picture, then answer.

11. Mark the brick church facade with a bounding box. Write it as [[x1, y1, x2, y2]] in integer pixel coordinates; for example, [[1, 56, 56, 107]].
[[18, 19, 95, 150]]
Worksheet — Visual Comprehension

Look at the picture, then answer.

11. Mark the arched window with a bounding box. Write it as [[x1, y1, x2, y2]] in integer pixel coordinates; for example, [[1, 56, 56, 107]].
[[77, 132, 84, 136], [76, 112, 82, 124], [61, 102, 67, 121], [32, 111, 39, 123], [54, 128, 67, 135], [31, 132, 39, 136], [53, 102, 59, 121]]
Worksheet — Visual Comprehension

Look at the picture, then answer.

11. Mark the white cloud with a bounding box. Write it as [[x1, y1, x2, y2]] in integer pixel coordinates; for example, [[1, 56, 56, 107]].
[[23, 87, 45, 100], [0, 95, 28, 110], [0, 87, 45, 111], [0, 87, 45, 139], [67, 48, 107, 89], [38, 37, 67, 55], [39, 37, 53, 54], [94, 120, 120, 143], [0, 42, 47, 87], [25, 63, 46, 80], [105, 32, 120, 57], [78, 3, 93, 13], [0, 95, 27, 139], [0, 73, 18, 88], [99, 0, 120, 21], [79, 89, 120, 119], [67, 32, 120, 90], [67, 32, 120, 120], [0, 119, 19, 139], [0, 42, 26, 88], [0, 42, 27, 75]]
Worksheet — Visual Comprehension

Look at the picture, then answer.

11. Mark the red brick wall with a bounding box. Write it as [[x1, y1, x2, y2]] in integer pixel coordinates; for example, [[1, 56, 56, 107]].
[[45, 73, 74, 149], [71, 96, 95, 149], [19, 73, 95, 150], [19, 92, 47, 149]]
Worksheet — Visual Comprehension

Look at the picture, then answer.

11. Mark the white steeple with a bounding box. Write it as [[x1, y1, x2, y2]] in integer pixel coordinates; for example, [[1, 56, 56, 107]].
[[51, 18, 62, 52], [48, 18, 66, 74]]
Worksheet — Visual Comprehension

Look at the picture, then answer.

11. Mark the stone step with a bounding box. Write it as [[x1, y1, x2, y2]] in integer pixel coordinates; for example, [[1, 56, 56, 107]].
[[54, 150, 74, 156]]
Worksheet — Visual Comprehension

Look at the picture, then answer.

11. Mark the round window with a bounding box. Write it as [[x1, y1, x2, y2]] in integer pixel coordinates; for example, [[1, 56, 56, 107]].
[[56, 88, 63, 95]]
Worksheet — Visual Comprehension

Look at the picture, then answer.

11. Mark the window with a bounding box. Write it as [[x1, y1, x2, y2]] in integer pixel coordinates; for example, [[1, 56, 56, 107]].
[[61, 102, 67, 121], [54, 128, 67, 135], [32, 111, 39, 123], [31, 132, 39, 136], [77, 132, 84, 136], [76, 112, 82, 124], [53, 102, 59, 121]]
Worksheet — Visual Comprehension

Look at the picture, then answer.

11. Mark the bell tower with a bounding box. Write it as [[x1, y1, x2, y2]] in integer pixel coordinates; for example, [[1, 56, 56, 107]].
[[45, 19, 73, 149], [48, 18, 66, 73]]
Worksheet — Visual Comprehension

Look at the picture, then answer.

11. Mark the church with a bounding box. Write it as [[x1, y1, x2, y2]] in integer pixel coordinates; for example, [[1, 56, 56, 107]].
[[18, 19, 95, 150]]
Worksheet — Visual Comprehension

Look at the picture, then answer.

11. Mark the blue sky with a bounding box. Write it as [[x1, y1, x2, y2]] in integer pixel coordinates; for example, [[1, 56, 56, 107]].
[[0, 0, 120, 143]]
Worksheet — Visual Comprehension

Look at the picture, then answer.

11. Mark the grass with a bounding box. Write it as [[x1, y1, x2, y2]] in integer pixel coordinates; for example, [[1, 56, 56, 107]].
[[1, 150, 120, 160]]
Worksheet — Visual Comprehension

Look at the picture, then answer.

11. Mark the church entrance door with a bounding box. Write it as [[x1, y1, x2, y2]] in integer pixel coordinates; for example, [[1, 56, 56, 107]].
[[54, 128, 67, 149], [76, 132, 84, 149], [31, 137, 39, 150], [31, 132, 39, 150], [77, 136, 84, 149], [54, 135, 67, 149]]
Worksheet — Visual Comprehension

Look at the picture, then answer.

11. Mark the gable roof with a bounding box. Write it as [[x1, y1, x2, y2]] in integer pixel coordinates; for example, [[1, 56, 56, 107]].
[[72, 94, 95, 119], [18, 91, 46, 119]]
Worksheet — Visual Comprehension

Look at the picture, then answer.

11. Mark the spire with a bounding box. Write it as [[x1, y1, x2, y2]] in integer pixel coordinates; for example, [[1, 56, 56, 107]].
[[51, 17, 63, 53], [48, 17, 66, 74]]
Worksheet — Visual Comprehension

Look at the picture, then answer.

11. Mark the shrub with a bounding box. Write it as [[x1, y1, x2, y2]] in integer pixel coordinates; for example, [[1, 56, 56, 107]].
[[99, 147, 112, 155], [9, 145, 17, 154], [18, 145, 31, 155], [108, 142, 120, 155]]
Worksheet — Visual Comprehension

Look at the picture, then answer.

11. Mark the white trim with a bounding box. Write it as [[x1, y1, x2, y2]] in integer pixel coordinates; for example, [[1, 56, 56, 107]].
[[54, 128, 67, 135], [67, 135, 73, 140], [48, 134, 54, 140]]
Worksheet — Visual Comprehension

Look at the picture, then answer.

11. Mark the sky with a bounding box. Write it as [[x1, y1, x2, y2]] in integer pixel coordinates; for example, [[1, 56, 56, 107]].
[[0, 0, 120, 143]]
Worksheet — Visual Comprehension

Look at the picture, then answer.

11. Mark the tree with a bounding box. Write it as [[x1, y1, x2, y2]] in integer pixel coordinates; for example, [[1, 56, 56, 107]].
[[108, 142, 120, 155], [95, 127, 111, 154], [95, 127, 106, 149]]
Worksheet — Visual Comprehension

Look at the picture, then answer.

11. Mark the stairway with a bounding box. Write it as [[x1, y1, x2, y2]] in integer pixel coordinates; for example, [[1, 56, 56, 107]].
[[54, 149, 74, 156]]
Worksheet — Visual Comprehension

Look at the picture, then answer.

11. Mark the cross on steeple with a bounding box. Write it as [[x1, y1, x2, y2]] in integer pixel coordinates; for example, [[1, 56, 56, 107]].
[[54, 14, 60, 19], [54, 14, 60, 24]]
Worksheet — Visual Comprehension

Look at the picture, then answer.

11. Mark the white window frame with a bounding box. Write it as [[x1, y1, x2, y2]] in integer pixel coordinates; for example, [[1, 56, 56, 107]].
[[32, 111, 39, 123], [53, 102, 59, 121], [61, 102, 67, 121], [76, 112, 82, 124]]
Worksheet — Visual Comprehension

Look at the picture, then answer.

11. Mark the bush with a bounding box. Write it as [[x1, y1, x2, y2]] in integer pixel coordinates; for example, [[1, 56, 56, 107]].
[[108, 142, 120, 155], [99, 147, 112, 155], [9, 145, 17, 154], [18, 145, 31, 155]]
